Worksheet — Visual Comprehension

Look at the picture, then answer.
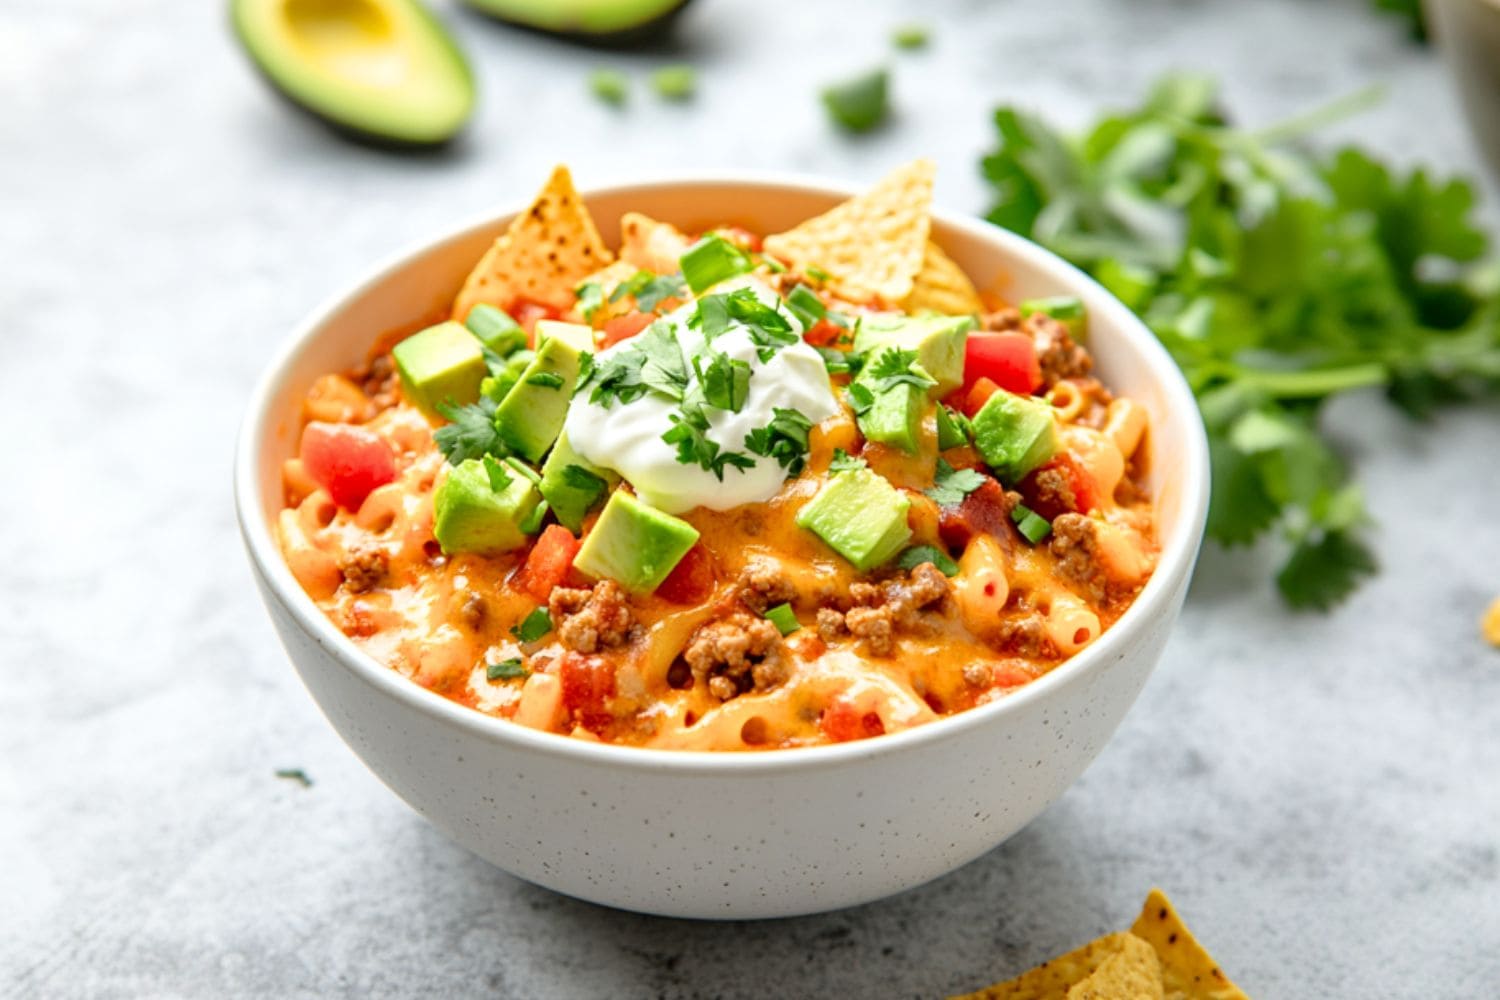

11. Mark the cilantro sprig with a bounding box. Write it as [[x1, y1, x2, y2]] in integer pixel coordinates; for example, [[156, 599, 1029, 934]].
[[980, 74, 1500, 608], [434, 397, 507, 465], [611, 270, 687, 312], [744, 408, 814, 475], [924, 458, 988, 507]]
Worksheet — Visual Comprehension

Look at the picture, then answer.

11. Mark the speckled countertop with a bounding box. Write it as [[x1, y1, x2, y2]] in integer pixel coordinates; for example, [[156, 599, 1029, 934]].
[[3, 0, 1499, 996]]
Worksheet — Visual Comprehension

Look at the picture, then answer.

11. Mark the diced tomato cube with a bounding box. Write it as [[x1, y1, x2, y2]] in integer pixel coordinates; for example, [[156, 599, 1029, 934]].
[[938, 478, 1011, 550], [514, 524, 581, 603], [963, 331, 1041, 399], [654, 543, 717, 605], [513, 299, 562, 345], [963, 377, 1001, 417], [600, 311, 655, 348], [298, 421, 396, 511], [559, 653, 616, 732], [802, 319, 843, 347], [818, 698, 886, 743]]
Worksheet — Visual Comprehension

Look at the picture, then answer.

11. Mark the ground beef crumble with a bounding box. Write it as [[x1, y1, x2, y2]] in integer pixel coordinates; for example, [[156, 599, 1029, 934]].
[[736, 558, 796, 614], [1048, 513, 1108, 604], [549, 580, 633, 653], [818, 562, 951, 656], [339, 547, 388, 593], [994, 614, 1056, 659], [682, 613, 788, 701]]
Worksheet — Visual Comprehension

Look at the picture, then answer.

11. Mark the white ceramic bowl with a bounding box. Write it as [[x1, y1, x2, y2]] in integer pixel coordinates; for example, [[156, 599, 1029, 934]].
[[235, 174, 1210, 919]]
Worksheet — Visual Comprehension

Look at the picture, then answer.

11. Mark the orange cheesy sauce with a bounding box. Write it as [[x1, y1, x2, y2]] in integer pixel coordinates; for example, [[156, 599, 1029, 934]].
[[277, 320, 1158, 752]]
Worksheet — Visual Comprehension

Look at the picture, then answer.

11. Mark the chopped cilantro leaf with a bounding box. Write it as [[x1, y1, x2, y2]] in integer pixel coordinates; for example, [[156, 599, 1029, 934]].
[[487, 657, 529, 681], [482, 454, 513, 493], [925, 458, 989, 506], [574, 351, 594, 395], [867, 347, 938, 392], [575, 281, 605, 322], [744, 408, 814, 475], [589, 322, 687, 407], [434, 397, 508, 465], [510, 607, 553, 643], [829, 448, 867, 474], [526, 371, 565, 389], [816, 346, 861, 377], [895, 544, 958, 577], [936, 405, 972, 449], [662, 403, 756, 480], [610, 270, 687, 312], [561, 463, 608, 500], [698, 352, 752, 412], [821, 67, 890, 133]]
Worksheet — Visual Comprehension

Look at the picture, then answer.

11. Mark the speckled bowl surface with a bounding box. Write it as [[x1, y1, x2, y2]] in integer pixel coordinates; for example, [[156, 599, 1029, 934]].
[[235, 174, 1210, 919]]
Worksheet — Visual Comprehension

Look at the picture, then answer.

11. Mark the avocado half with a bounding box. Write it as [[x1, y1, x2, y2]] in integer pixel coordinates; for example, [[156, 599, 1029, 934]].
[[462, 0, 696, 45], [231, 0, 476, 147]]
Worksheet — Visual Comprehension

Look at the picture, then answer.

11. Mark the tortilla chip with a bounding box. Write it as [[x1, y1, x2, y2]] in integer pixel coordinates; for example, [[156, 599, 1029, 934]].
[[1130, 890, 1250, 1000], [763, 159, 935, 304], [1065, 935, 1163, 1000], [903, 240, 983, 315], [950, 932, 1138, 1000], [619, 212, 694, 273], [452, 165, 613, 321]]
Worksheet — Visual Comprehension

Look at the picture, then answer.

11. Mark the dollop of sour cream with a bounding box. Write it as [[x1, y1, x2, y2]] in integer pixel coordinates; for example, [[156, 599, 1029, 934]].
[[563, 279, 840, 514]]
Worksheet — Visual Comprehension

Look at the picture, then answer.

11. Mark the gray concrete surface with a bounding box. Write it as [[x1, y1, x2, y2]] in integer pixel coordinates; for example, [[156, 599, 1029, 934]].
[[3, 0, 1498, 996]]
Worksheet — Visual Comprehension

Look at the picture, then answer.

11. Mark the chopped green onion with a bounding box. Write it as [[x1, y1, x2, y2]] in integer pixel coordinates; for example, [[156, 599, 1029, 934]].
[[894, 544, 959, 577], [680, 235, 755, 294], [464, 304, 526, 355], [589, 68, 628, 107], [518, 499, 549, 536], [650, 64, 696, 101], [805, 265, 831, 284], [891, 23, 930, 49], [936, 404, 972, 450], [821, 67, 890, 133], [1011, 502, 1052, 544], [487, 658, 529, 681], [511, 607, 552, 643], [506, 457, 542, 485], [786, 283, 827, 328], [1019, 296, 1086, 321], [764, 603, 800, 636]]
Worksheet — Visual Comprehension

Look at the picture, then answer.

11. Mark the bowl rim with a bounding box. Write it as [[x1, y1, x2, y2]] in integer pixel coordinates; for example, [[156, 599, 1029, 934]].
[[235, 169, 1210, 776]]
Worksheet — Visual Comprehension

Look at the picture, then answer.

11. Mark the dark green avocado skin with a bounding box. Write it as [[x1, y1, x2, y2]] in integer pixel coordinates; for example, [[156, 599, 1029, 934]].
[[229, 0, 474, 151], [463, 0, 696, 47]]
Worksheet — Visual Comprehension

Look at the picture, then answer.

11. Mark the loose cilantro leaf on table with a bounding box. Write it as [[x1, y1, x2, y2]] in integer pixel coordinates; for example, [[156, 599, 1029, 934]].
[[650, 65, 697, 101], [924, 458, 988, 507], [589, 68, 628, 107], [434, 397, 507, 465], [980, 74, 1500, 607], [744, 408, 814, 475]]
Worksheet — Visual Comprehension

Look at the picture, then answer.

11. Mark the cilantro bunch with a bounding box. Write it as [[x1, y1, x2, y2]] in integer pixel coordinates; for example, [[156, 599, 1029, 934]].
[[981, 75, 1500, 608]]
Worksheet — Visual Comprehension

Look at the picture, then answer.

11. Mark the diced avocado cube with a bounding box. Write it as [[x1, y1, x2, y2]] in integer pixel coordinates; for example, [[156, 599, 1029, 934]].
[[433, 457, 542, 556], [1020, 296, 1087, 341], [936, 404, 970, 450], [494, 333, 585, 463], [971, 389, 1059, 484], [539, 431, 619, 532], [573, 491, 699, 595], [393, 321, 488, 419], [464, 304, 526, 356], [852, 313, 975, 396], [856, 381, 925, 454], [535, 319, 596, 355], [795, 468, 911, 572]]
